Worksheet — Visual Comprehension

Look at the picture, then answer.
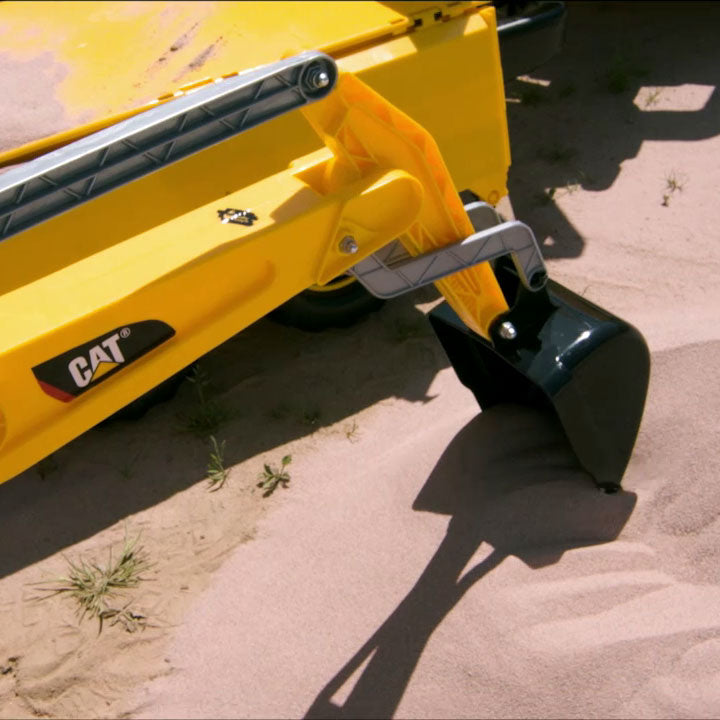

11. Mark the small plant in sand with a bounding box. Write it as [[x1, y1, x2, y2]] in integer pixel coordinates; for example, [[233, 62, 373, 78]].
[[0, 657, 18, 676], [559, 169, 590, 198], [35, 533, 152, 634], [662, 170, 685, 206], [207, 435, 229, 491], [257, 455, 292, 497], [534, 173, 587, 207], [563, 178, 582, 195], [344, 420, 361, 443], [179, 365, 229, 437], [644, 87, 662, 108]]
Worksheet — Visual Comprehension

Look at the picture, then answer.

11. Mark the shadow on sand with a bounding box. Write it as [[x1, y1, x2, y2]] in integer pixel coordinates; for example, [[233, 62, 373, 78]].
[[305, 404, 636, 719], [2, 1, 712, 593], [504, 1, 720, 260], [0, 293, 447, 579]]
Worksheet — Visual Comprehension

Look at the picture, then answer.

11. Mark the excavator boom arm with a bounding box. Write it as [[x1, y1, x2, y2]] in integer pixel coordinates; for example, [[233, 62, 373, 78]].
[[0, 45, 649, 490]]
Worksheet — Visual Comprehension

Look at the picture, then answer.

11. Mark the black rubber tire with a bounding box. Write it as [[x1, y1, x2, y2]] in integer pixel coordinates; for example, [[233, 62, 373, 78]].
[[106, 284, 383, 424], [270, 280, 385, 332], [103, 367, 191, 424]]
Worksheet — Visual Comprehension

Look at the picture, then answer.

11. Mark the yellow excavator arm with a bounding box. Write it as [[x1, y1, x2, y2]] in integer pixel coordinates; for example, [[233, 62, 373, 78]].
[[0, 57, 509, 482], [0, 6, 650, 491]]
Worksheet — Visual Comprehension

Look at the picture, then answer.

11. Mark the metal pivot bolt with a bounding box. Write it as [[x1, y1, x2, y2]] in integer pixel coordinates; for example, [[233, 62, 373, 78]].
[[306, 68, 330, 90], [498, 321, 518, 340], [339, 235, 359, 254]]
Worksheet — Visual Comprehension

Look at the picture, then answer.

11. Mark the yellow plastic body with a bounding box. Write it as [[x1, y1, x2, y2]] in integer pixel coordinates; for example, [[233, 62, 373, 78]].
[[0, 1, 510, 201], [300, 73, 508, 336], [0, 2, 512, 484]]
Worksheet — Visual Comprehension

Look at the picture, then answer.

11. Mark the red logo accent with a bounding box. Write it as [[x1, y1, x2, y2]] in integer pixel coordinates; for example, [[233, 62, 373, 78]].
[[37, 381, 75, 403]]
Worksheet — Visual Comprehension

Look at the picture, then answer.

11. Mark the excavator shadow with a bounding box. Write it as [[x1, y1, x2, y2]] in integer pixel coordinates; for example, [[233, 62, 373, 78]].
[[504, 1, 720, 260], [304, 403, 636, 719], [0, 291, 447, 579]]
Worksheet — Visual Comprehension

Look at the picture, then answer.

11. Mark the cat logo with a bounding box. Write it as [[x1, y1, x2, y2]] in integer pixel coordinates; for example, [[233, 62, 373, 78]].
[[68, 332, 126, 388], [32, 321, 175, 402]]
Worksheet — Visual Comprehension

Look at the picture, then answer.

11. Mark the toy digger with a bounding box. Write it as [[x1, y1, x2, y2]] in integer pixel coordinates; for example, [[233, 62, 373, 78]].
[[0, 1, 649, 491]]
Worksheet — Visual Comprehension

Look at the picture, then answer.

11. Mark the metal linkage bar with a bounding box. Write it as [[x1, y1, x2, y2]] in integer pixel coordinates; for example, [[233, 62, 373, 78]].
[[349, 200, 548, 299], [0, 51, 337, 242]]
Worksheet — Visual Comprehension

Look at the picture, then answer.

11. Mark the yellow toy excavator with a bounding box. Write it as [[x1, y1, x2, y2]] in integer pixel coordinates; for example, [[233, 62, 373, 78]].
[[0, 1, 649, 491]]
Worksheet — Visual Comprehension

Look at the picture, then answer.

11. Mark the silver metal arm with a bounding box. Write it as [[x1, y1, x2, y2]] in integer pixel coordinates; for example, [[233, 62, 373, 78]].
[[349, 200, 548, 299], [0, 51, 337, 242]]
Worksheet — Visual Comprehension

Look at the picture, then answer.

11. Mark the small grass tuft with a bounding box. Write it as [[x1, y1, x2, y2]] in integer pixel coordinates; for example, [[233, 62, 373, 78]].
[[665, 171, 685, 193], [35, 533, 152, 634], [0, 657, 18, 676], [257, 455, 292, 497], [207, 435, 229, 491], [662, 170, 685, 206], [560, 170, 589, 197], [644, 87, 662, 108], [178, 365, 229, 437], [344, 420, 361, 443], [563, 178, 582, 195]]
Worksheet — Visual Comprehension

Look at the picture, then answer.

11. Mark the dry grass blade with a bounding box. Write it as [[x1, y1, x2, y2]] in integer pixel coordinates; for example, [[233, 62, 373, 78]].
[[34, 533, 153, 634]]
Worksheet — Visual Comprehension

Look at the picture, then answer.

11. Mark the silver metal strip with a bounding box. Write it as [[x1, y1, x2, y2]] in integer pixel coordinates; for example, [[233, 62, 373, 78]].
[[349, 200, 547, 299], [0, 51, 337, 242]]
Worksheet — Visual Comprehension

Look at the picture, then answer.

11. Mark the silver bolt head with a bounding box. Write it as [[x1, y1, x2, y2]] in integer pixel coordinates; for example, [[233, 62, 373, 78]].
[[339, 235, 359, 254], [498, 321, 517, 341], [310, 70, 330, 89]]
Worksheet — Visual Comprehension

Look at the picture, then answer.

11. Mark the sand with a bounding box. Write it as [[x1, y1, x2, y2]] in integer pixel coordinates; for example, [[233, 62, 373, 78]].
[[1, 2, 720, 718]]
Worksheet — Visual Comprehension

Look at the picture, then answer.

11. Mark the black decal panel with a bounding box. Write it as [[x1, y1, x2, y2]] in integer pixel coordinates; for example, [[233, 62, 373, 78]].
[[32, 320, 175, 402]]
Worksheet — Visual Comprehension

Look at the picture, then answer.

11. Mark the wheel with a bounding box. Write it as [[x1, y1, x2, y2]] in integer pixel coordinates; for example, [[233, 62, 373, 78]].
[[270, 274, 384, 332], [103, 366, 192, 423]]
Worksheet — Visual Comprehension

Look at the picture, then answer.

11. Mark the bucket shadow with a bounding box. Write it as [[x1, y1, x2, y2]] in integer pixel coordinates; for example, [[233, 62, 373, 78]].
[[305, 404, 636, 719]]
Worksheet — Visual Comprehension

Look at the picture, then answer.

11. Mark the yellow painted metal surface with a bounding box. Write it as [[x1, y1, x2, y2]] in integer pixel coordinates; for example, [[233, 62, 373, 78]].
[[0, 1, 488, 160], [301, 72, 508, 336], [0, 158, 423, 484], [0, 2, 511, 484], [0, 1, 408, 133], [1, 2, 509, 209], [0, 1, 510, 215]]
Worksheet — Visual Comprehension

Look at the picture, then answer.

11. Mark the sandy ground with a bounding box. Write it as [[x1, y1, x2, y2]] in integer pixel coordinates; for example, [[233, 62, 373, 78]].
[[1, 2, 720, 718]]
